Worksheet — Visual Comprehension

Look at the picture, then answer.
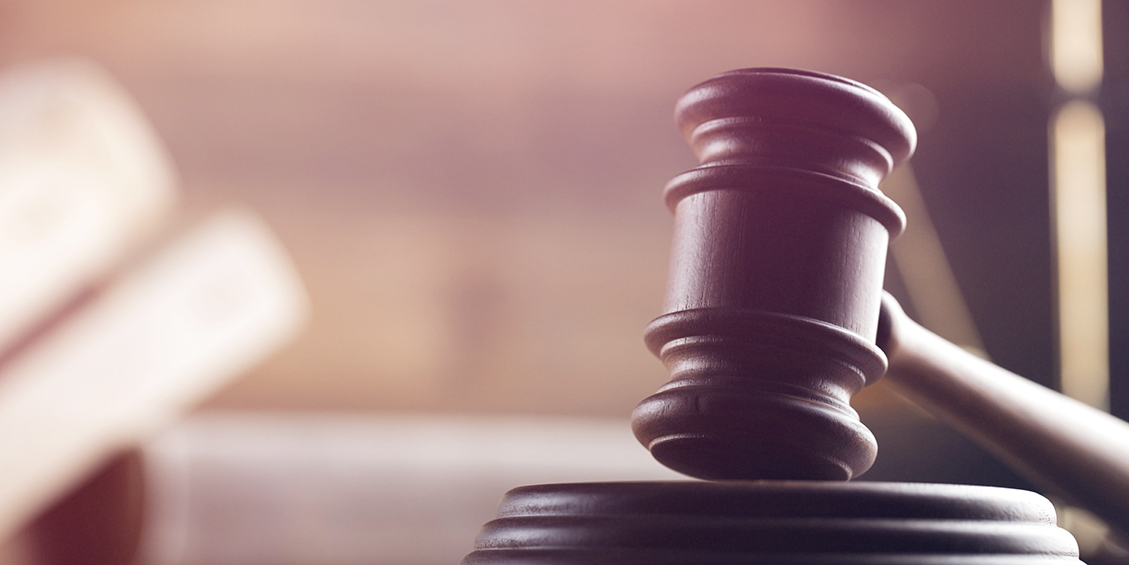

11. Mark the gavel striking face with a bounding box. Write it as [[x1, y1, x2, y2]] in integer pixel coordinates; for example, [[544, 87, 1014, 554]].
[[633, 68, 913, 481]]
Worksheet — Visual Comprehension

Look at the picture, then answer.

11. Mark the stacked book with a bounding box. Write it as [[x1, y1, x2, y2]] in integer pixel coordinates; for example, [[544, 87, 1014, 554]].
[[0, 59, 307, 563]]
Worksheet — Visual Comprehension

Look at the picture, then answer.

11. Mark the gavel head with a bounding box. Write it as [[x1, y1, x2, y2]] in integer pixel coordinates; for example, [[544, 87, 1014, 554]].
[[632, 69, 915, 481]]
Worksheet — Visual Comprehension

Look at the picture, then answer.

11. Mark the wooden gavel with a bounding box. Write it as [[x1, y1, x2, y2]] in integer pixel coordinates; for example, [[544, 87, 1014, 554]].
[[632, 68, 1129, 537], [464, 69, 1107, 563]]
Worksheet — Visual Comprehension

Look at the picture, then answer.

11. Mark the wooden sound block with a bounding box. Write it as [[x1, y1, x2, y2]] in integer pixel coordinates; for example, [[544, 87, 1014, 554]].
[[463, 481, 1082, 564]]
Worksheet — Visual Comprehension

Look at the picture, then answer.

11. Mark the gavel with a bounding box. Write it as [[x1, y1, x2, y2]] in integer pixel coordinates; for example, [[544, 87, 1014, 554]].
[[632, 68, 1129, 534], [463, 68, 1124, 563]]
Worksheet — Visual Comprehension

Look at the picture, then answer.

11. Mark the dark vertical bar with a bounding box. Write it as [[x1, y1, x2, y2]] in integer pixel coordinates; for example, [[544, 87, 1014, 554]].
[[1103, 0, 1129, 418]]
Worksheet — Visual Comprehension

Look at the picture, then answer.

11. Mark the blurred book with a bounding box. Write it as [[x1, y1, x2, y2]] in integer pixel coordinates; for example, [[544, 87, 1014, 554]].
[[0, 59, 308, 558], [0, 59, 176, 353]]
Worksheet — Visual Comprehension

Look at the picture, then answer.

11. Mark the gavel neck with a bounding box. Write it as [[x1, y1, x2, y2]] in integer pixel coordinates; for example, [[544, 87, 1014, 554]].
[[875, 291, 915, 367]]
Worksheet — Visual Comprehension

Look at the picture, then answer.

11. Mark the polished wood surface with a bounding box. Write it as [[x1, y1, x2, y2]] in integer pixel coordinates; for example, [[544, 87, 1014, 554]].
[[632, 69, 913, 481], [879, 291, 1129, 537], [464, 481, 1080, 564]]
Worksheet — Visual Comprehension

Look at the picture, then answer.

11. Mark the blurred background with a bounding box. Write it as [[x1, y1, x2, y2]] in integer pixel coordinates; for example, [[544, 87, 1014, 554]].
[[0, 0, 1125, 563], [0, 0, 1059, 416]]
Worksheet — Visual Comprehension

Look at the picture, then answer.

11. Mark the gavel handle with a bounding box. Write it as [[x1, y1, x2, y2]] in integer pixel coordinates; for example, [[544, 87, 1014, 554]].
[[877, 292, 1129, 535]]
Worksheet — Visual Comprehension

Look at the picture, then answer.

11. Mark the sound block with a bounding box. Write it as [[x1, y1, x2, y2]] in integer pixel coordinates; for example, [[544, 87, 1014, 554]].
[[462, 481, 1082, 564]]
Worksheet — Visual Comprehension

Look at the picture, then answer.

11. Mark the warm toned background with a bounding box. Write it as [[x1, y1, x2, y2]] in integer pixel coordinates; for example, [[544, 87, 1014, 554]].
[[5, 2, 1108, 563], [0, 0, 1058, 477]]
